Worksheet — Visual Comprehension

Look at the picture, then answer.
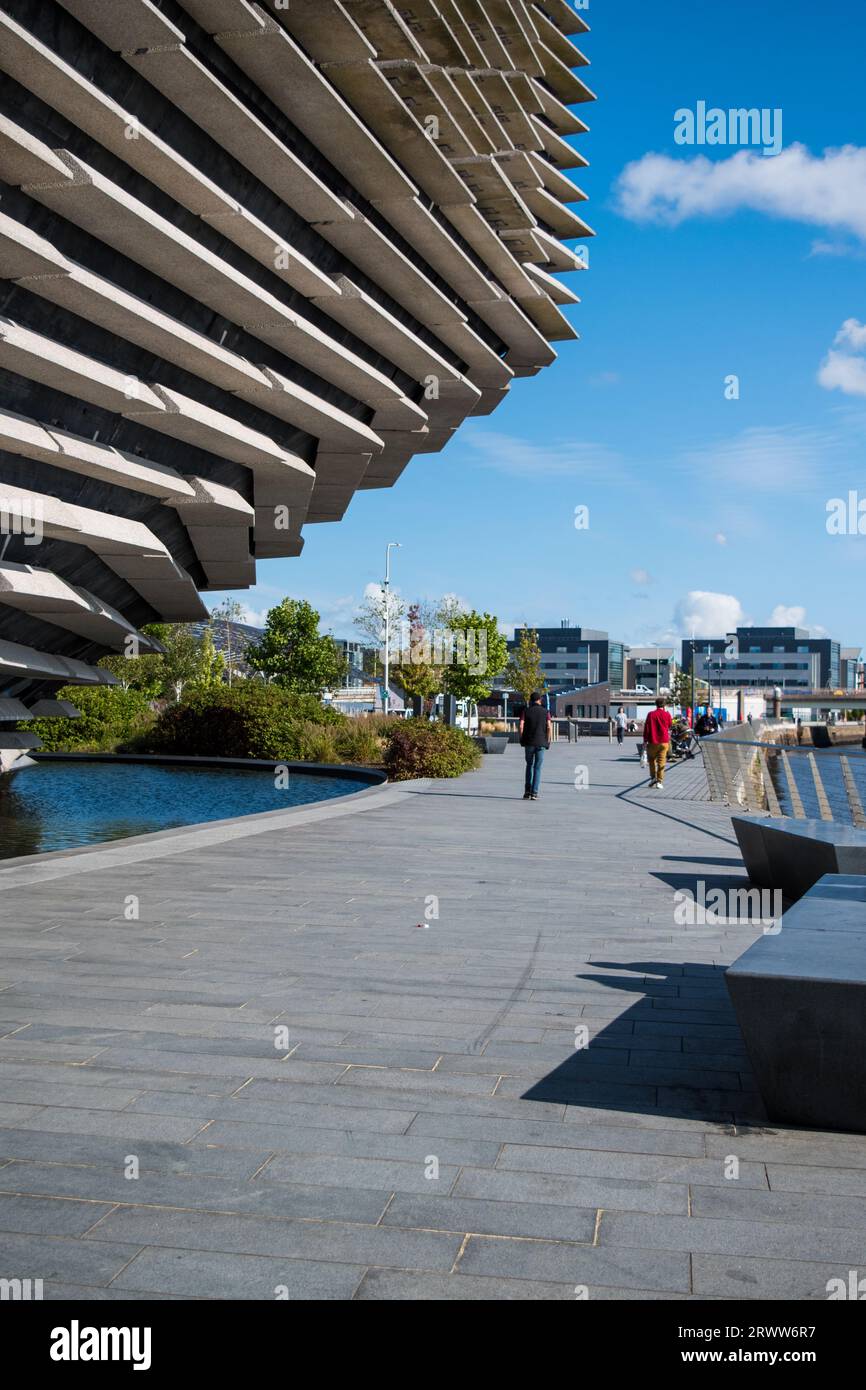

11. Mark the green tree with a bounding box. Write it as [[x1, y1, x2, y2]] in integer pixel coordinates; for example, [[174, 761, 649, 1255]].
[[504, 627, 544, 703], [392, 603, 441, 709], [190, 624, 225, 692], [158, 624, 201, 702], [672, 669, 708, 710], [97, 631, 164, 698], [245, 598, 346, 693], [443, 609, 508, 703], [211, 597, 246, 686]]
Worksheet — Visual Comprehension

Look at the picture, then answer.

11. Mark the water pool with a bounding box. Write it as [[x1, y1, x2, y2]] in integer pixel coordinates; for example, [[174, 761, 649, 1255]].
[[0, 757, 370, 859]]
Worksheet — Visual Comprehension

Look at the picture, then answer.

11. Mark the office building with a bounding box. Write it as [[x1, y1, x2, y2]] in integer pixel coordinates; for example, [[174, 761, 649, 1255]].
[[507, 623, 625, 694], [681, 627, 841, 693]]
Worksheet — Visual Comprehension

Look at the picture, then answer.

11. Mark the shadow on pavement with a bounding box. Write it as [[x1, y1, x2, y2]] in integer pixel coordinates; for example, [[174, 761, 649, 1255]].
[[521, 958, 765, 1125]]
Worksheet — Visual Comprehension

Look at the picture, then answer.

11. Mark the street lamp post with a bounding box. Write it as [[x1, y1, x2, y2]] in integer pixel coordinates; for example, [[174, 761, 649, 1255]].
[[383, 541, 401, 716]]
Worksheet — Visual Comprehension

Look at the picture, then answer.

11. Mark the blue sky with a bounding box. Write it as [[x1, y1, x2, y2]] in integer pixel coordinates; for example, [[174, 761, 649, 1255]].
[[209, 0, 866, 656]]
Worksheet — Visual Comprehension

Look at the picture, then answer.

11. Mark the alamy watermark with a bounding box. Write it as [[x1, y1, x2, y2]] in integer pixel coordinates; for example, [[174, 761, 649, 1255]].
[[384, 624, 488, 675], [674, 102, 783, 157], [674, 882, 783, 930], [0, 1277, 43, 1300], [0, 495, 43, 545], [826, 491, 866, 535]]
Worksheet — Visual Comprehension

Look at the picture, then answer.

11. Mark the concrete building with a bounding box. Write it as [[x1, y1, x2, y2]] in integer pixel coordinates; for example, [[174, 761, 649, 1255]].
[[682, 628, 842, 694], [506, 623, 624, 695], [0, 0, 593, 763], [624, 645, 675, 693]]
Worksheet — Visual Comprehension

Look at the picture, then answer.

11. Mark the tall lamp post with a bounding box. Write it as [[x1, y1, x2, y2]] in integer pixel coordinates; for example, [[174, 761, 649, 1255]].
[[382, 540, 401, 715]]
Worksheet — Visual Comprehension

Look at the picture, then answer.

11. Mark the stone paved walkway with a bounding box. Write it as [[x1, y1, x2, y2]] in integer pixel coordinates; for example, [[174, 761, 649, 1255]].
[[0, 742, 864, 1300]]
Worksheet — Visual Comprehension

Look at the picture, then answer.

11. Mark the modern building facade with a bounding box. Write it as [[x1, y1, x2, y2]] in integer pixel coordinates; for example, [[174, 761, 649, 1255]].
[[506, 623, 625, 694], [624, 646, 675, 693], [841, 647, 864, 691], [682, 628, 842, 693], [0, 0, 593, 762]]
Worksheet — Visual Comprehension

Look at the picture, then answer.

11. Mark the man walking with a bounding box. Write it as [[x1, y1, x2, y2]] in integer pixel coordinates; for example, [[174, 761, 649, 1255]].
[[643, 697, 673, 789], [615, 705, 627, 745], [519, 692, 551, 800]]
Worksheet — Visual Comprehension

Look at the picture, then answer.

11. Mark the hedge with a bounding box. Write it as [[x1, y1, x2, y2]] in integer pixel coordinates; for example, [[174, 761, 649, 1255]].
[[136, 685, 342, 759], [24, 685, 156, 752]]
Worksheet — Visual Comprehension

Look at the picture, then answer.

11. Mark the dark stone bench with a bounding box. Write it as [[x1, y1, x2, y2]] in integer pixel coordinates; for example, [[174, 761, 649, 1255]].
[[726, 873, 866, 1132], [732, 813, 866, 901]]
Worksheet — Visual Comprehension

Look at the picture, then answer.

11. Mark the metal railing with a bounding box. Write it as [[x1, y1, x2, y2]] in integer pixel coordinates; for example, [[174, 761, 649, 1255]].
[[701, 735, 866, 826], [482, 717, 612, 743]]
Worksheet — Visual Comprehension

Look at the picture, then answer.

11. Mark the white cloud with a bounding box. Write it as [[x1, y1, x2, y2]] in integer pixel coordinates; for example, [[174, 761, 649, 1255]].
[[614, 143, 866, 242], [673, 591, 746, 636], [679, 423, 844, 490], [768, 604, 807, 627], [765, 605, 828, 637], [237, 605, 268, 628], [819, 351, 866, 397], [818, 319, 866, 399], [809, 239, 866, 260], [461, 428, 627, 479], [835, 319, 866, 351], [630, 567, 652, 585]]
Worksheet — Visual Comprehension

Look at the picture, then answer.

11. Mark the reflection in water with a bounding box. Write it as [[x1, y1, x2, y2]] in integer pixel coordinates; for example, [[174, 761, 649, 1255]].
[[767, 747, 866, 819], [0, 759, 367, 860]]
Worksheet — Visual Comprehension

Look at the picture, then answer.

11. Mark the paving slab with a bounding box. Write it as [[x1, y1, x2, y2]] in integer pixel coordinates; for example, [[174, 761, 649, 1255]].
[[1, 740, 865, 1299]]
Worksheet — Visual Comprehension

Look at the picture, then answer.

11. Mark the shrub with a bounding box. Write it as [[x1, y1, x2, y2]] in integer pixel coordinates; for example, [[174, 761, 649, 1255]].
[[291, 720, 340, 764], [334, 721, 385, 765], [135, 685, 344, 760], [24, 685, 156, 752], [383, 720, 482, 781]]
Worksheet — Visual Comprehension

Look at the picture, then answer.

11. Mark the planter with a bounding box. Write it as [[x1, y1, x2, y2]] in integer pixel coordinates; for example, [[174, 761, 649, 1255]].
[[474, 735, 507, 754]]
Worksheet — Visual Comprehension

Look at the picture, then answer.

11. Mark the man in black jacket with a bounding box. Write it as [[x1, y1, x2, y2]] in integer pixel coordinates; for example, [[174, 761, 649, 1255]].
[[696, 710, 718, 737], [519, 692, 551, 800]]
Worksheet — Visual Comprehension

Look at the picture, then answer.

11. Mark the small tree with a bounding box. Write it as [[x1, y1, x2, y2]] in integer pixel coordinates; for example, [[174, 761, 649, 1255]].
[[246, 598, 346, 693], [672, 669, 708, 711], [443, 609, 508, 704], [392, 603, 441, 710], [211, 597, 246, 686], [97, 634, 164, 698], [504, 627, 544, 704], [159, 624, 201, 702], [191, 624, 225, 691], [355, 587, 405, 679]]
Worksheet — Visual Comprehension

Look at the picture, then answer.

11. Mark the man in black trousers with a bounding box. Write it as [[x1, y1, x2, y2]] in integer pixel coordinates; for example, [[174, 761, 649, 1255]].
[[519, 692, 551, 800]]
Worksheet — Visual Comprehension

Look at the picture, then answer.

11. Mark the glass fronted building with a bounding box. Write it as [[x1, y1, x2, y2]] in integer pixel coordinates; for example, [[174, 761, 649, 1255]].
[[681, 628, 841, 692], [507, 625, 625, 695]]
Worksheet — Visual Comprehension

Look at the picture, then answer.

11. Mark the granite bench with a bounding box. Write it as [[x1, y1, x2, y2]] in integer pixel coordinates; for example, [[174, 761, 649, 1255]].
[[726, 873, 866, 1132], [732, 813, 866, 901]]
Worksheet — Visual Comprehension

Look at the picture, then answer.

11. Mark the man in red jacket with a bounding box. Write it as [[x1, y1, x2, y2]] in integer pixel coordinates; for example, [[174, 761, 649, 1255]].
[[643, 697, 673, 789]]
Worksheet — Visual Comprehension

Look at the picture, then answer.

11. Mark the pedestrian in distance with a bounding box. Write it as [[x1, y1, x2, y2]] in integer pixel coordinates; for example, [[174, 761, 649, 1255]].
[[615, 705, 628, 746], [519, 692, 551, 801], [695, 708, 718, 738], [643, 697, 673, 790]]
